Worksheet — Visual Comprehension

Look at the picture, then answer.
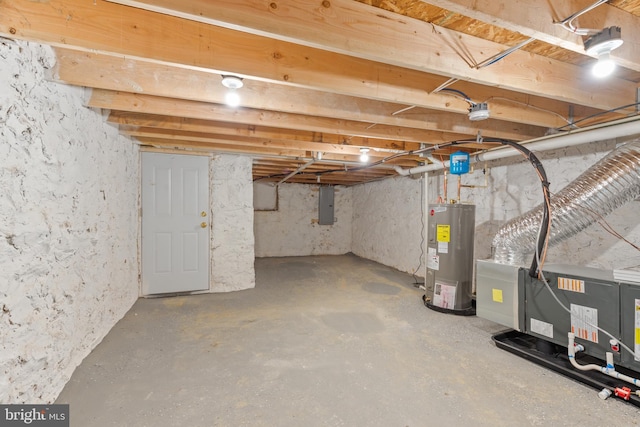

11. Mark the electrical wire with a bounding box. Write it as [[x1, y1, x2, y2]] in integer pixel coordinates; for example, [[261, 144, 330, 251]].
[[555, 0, 608, 36], [438, 88, 475, 106], [474, 37, 535, 69], [565, 196, 640, 252], [482, 96, 573, 126], [554, 102, 640, 132], [494, 139, 552, 277]]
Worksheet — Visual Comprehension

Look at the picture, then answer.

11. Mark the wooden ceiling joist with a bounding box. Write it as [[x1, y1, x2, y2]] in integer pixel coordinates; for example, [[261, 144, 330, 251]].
[[110, 113, 425, 152], [54, 48, 551, 137], [1, 0, 636, 110], [4, 0, 639, 185], [89, 90, 474, 145], [424, 0, 640, 72], [122, 126, 415, 158], [100, 0, 637, 109]]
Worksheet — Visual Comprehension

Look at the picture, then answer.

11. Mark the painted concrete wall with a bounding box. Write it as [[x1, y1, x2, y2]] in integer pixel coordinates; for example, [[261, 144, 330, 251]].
[[0, 39, 139, 403], [350, 139, 640, 276], [211, 155, 256, 291], [352, 176, 425, 275], [432, 139, 640, 270], [254, 184, 352, 257]]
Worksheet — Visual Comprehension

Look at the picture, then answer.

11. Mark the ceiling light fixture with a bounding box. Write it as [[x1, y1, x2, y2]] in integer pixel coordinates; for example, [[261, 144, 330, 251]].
[[221, 75, 243, 107], [221, 75, 244, 89], [359, 148, 370, 163], [584, 26, 623, 78], [224, 91, 241, 108], [468, 103, 490, 121], [592, 53, 616, 78]]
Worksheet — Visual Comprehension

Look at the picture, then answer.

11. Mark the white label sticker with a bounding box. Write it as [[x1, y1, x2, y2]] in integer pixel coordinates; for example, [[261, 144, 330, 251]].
[[433, 282, 456, 309], [635, 299, 640, 361], [437, 241, 449, 254], [530, 318, 554, 339], [427, 254, 439, 271], [428, 247, 436, 256], [571, 304, 599, 343]]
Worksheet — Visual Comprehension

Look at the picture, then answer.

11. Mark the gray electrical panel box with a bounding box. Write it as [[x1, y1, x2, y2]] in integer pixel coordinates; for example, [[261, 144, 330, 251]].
[[318, 186, 334, 225]]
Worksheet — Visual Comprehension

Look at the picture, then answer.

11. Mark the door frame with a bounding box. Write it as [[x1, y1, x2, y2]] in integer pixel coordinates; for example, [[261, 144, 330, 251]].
[[139, 149, 212, 296]]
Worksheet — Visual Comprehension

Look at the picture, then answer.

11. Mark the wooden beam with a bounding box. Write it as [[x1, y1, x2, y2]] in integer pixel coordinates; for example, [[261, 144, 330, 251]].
[[423, 0, 640, 73], [109, 113, 423, 151], [88, 90, 471, 144], [0, 0, 634, 114], [120, 126, 408, 158], [136, 137, 316, 158], [53, 48, 552, 136], [135, 136, 423, 164], [257, 167, 395, 176], [100, 0, 637, 108], [112, 111, 499, 154]]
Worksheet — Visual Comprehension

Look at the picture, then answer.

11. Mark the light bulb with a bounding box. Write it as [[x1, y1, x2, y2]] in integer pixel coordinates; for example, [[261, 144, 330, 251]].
[[359, 148, 370, 163], [225, 91, 241, 107], [592, 53, 616, 78]]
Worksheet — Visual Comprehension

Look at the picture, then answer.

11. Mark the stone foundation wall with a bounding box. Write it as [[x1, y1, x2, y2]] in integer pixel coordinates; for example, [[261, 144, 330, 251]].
[[0, 39, 139, 403]]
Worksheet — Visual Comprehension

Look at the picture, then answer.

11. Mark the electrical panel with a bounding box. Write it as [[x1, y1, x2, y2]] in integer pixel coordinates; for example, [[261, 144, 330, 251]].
[[318, 186, 335, 225]]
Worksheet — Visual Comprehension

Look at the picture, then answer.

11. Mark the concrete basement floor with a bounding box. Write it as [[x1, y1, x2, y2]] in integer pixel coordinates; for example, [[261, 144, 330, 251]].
[[57, 255, 640, 426]]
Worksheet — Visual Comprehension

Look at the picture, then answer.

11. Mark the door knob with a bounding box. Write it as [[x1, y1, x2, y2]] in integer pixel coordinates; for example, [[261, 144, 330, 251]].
[[201, 211, 207, 217], [201, 222, 208, 228]]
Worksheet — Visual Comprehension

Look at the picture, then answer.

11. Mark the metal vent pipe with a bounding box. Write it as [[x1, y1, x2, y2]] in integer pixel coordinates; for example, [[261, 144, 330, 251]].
[[492, 139, 640, 265], [394, 117, 640, 177]]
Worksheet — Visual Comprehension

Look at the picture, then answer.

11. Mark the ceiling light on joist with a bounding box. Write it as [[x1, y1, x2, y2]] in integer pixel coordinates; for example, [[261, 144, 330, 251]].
[[584, 26, 623, 78], [221, 75, 243, 107], [221, 75, 244, 89], [468, 103, 490, 121], [359, 148, 370, 163], [225, 91, 241, 107]]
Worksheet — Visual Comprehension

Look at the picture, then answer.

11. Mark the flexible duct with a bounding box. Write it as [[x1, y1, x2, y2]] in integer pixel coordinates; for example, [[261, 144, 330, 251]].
[[492, 138, 640, 265]]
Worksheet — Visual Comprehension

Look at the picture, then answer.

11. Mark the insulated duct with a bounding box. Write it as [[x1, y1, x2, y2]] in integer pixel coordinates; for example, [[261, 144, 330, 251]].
[[493, 138, 640, 265]]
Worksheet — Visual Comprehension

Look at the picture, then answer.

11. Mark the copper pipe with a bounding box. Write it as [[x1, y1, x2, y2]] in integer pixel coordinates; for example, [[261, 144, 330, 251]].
[[443, 170, 448, 202]]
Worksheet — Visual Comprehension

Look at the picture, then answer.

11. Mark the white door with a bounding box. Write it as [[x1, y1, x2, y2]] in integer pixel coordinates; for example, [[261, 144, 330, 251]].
[[141, 152, 210, 295]]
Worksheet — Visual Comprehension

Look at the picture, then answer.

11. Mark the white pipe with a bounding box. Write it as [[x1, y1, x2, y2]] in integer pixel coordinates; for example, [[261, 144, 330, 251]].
[[423, 174, 429, 285], [567, 332, 640, 387], [394, 117, 640, 176], [277, 159, 315, 185]]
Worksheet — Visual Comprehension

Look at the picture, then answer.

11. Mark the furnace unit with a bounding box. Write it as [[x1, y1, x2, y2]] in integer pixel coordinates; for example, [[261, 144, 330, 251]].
[[424, 203, 475, 315]]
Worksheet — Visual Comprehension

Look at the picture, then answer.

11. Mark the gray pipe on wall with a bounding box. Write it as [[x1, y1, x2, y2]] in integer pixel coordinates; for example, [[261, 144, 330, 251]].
[[492, 138, 640, 265]]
